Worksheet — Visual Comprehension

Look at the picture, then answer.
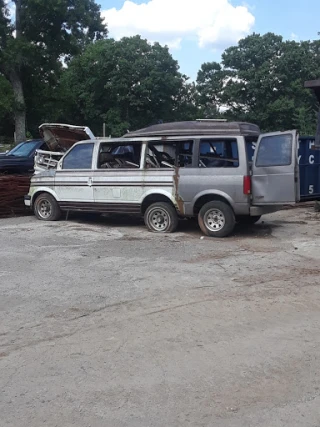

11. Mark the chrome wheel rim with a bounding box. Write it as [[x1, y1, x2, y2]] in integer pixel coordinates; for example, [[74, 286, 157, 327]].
[[204, 209, 225, 232], [37, 199, 52, 219], [148, 207, 170, 232]]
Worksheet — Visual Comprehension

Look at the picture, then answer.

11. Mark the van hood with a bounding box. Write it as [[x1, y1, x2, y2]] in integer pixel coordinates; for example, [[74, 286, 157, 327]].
[[39, 123, 95, 152]]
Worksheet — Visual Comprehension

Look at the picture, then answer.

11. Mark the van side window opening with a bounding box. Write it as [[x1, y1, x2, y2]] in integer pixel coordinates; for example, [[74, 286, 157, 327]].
[[146, 141, 194, 168], [245, 136, 258, 162], [199, 139, 239, 168], [62, 143, 94, 169], [98, 143, 142, 169], [256, 134, 292, 167]]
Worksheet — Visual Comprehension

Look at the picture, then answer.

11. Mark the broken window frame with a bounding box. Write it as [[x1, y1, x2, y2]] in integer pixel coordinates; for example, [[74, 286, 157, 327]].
[[97, 141, 143, 169], [198, 138, 240, 168], [143, 140, 195, 169]]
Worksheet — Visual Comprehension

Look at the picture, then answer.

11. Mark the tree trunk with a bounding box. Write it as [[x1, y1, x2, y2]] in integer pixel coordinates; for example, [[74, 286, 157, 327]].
[[8, 0, 26, 143], [9, 70, 26, 143]]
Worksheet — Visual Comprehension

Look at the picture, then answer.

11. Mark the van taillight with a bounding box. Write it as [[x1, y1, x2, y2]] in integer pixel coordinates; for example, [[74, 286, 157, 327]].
[[243, 175, 251, 195]]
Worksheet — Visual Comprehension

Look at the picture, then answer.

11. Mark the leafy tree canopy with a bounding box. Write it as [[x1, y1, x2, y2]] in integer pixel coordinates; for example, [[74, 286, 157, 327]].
[[61, 36, 196, 136], [0, 0, 107, 142], [196, 33, 320, 133]]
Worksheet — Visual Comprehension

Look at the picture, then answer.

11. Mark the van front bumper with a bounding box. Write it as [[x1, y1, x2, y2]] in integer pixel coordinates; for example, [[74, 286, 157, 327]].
[[24, 195, 31, 207]]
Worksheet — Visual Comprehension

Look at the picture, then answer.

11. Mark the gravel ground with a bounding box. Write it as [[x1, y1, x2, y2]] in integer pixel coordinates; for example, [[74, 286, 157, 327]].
[[1, 207, 320, 427]]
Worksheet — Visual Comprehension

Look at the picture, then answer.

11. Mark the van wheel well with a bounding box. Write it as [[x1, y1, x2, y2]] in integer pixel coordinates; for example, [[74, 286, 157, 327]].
[[141, 194, 176, 215], [32, 191, 56, 207], [193, 194, 232, 215], [32, 191, 46, 204]]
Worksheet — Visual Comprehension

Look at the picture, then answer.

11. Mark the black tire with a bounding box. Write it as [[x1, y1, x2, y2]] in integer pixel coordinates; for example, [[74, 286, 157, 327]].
[[34, 193, 61, 221], [144, 202, 178, 233], [236, 215, 261, 225], [198, 201, 235, 238]]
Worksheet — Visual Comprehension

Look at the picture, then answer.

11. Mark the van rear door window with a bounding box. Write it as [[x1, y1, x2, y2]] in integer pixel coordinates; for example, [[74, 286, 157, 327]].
[[255, 134, 292, 167], [199, 139, 239, 168]]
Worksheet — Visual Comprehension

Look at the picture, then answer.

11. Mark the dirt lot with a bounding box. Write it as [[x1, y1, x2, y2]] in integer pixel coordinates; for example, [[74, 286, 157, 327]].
[[1, 207, 320, 427]]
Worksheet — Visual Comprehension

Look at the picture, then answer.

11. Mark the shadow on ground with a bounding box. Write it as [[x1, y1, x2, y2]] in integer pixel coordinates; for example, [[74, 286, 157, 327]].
[[67, 212, 281, 239]]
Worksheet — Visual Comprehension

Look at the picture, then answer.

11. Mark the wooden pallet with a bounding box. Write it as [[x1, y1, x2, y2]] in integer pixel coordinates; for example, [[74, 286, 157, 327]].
[[0, 174, 32, 218]]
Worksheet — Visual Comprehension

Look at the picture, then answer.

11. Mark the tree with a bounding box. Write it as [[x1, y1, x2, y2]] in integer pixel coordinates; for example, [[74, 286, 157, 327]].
[[0, 74, 13, 121], [196, 62, 225, 119], [172, 81, 198, 121], [222, 33, 285, 128], [61, 36, 192, 136], [0, 0, 107, 142], [196, 33, 320, 133], [293, 106, 317, 136]]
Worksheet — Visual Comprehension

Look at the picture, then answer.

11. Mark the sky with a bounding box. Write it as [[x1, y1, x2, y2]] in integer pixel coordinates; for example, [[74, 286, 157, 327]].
[[98, 0, 320, 80]]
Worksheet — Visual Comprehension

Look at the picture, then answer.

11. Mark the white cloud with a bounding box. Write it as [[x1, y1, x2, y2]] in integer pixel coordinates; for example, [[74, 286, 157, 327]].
[[290, 32, 299, 41], [7, 1, 15, 20], [102, 0, 255, 50], [165, 38, 183, 50]]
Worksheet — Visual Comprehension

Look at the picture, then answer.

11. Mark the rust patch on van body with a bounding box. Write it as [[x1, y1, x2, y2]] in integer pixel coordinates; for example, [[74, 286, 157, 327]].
[[173, 167, 184, 214]]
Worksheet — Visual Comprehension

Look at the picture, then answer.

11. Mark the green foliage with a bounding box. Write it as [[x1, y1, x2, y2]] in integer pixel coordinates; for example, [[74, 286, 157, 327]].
[[172, 81, 198, 121], [0, 0, 107, 72], [0, 74, 13, 117], [293, 106, 317, 135], [0, 1, 12, 40], [0, 0, 107, 141], [60, 36, 195, 136], [196, 62, 225, 119], [0, 73, 14, 135], [196, 33, 320, 133]]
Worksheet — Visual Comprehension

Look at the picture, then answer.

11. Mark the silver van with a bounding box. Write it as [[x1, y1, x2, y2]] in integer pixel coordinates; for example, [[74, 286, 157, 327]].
[[24, 121, 299, 237]]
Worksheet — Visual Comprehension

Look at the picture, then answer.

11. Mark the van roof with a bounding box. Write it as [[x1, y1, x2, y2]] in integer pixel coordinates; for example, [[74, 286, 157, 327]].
[[124, 121, 261, 138]]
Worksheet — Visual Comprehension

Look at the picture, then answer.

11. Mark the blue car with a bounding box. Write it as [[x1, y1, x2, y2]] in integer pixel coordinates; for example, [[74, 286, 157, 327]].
[[0, 139, 49, 174]]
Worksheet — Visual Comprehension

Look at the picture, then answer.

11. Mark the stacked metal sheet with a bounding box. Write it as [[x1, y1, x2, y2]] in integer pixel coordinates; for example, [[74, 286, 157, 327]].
[[0, 175, 31, 217]]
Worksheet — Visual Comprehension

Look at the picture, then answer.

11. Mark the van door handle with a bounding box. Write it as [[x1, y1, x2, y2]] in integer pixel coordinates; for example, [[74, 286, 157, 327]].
[[88, 177, 93, 187]]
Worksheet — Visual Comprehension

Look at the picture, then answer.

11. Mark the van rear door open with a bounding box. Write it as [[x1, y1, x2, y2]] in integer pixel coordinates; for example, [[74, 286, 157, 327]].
[[251, 131, 299, 204]]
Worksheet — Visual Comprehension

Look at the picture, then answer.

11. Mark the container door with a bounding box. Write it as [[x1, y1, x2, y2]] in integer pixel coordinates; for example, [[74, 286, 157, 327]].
[[252, 130, 299, 204]]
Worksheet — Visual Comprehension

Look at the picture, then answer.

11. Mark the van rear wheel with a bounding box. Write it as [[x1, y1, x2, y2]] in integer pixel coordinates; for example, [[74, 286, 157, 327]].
[[34, 193, 61, 221], [198, 201, 235, 237], [144, 202, 178, 233]]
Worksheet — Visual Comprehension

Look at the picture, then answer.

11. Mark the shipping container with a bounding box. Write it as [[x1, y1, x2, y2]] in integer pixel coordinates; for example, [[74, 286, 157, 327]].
[[246, 136, 320, 201]]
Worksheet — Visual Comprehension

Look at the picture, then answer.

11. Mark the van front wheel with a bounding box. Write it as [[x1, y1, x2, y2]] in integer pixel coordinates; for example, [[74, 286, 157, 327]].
[[34, 193, 61, 221], [144, 202, 178, 233], [198, 201, 235, 237]]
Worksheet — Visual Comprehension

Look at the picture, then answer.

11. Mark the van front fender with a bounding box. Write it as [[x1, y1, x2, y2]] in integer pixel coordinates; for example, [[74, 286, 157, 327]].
[[30, 187, 60, 207]]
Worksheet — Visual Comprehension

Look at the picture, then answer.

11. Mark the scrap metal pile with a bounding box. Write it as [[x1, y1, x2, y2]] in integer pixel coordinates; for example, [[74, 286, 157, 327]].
[[0, 123, 94, 218], [0, 174, 31, 217]]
